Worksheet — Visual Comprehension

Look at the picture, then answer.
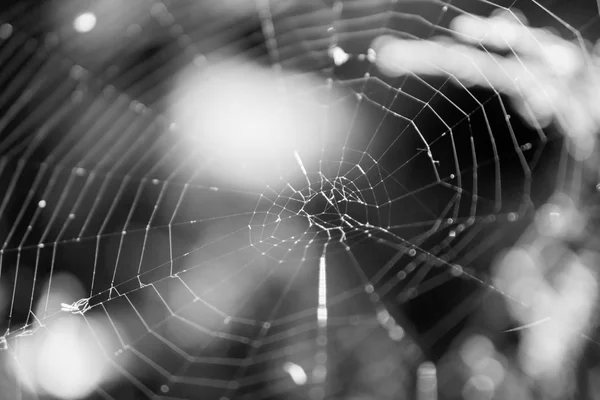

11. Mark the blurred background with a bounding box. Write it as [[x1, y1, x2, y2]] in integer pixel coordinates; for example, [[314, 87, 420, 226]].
[[0, 0, 599, 399]]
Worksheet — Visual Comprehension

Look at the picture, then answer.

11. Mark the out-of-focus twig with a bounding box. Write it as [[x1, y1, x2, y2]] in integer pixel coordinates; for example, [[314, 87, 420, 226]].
[[372, 10, 600, 160]]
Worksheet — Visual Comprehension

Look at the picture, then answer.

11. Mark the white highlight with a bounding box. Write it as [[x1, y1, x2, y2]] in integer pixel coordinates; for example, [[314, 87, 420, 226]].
[[36, 318, 106, 398], [367, 47, 377, 63], [503, 316, 551, 332], [283, 362, 307, 385], [294, 150, 312, 189], [170, 59, 344, 189], [317, 255, 327, 327], [329, 45, 350, 66], [60, 298, 91, 315], [543, 43, 581, 77], [73, 12, 97, 33], [11, 315, 113, 399], [460, 335, 495, 368], [417, 361, 438, 400], [8, 272, 119, 398]]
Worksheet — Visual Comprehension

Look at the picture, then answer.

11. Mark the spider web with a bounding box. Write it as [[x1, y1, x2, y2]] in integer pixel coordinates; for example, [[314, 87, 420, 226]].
[[0, 0, 596, 399]]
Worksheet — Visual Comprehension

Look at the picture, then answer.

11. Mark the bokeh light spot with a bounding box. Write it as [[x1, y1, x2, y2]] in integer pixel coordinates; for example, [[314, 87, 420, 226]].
[[73, 12, 97, 33]]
